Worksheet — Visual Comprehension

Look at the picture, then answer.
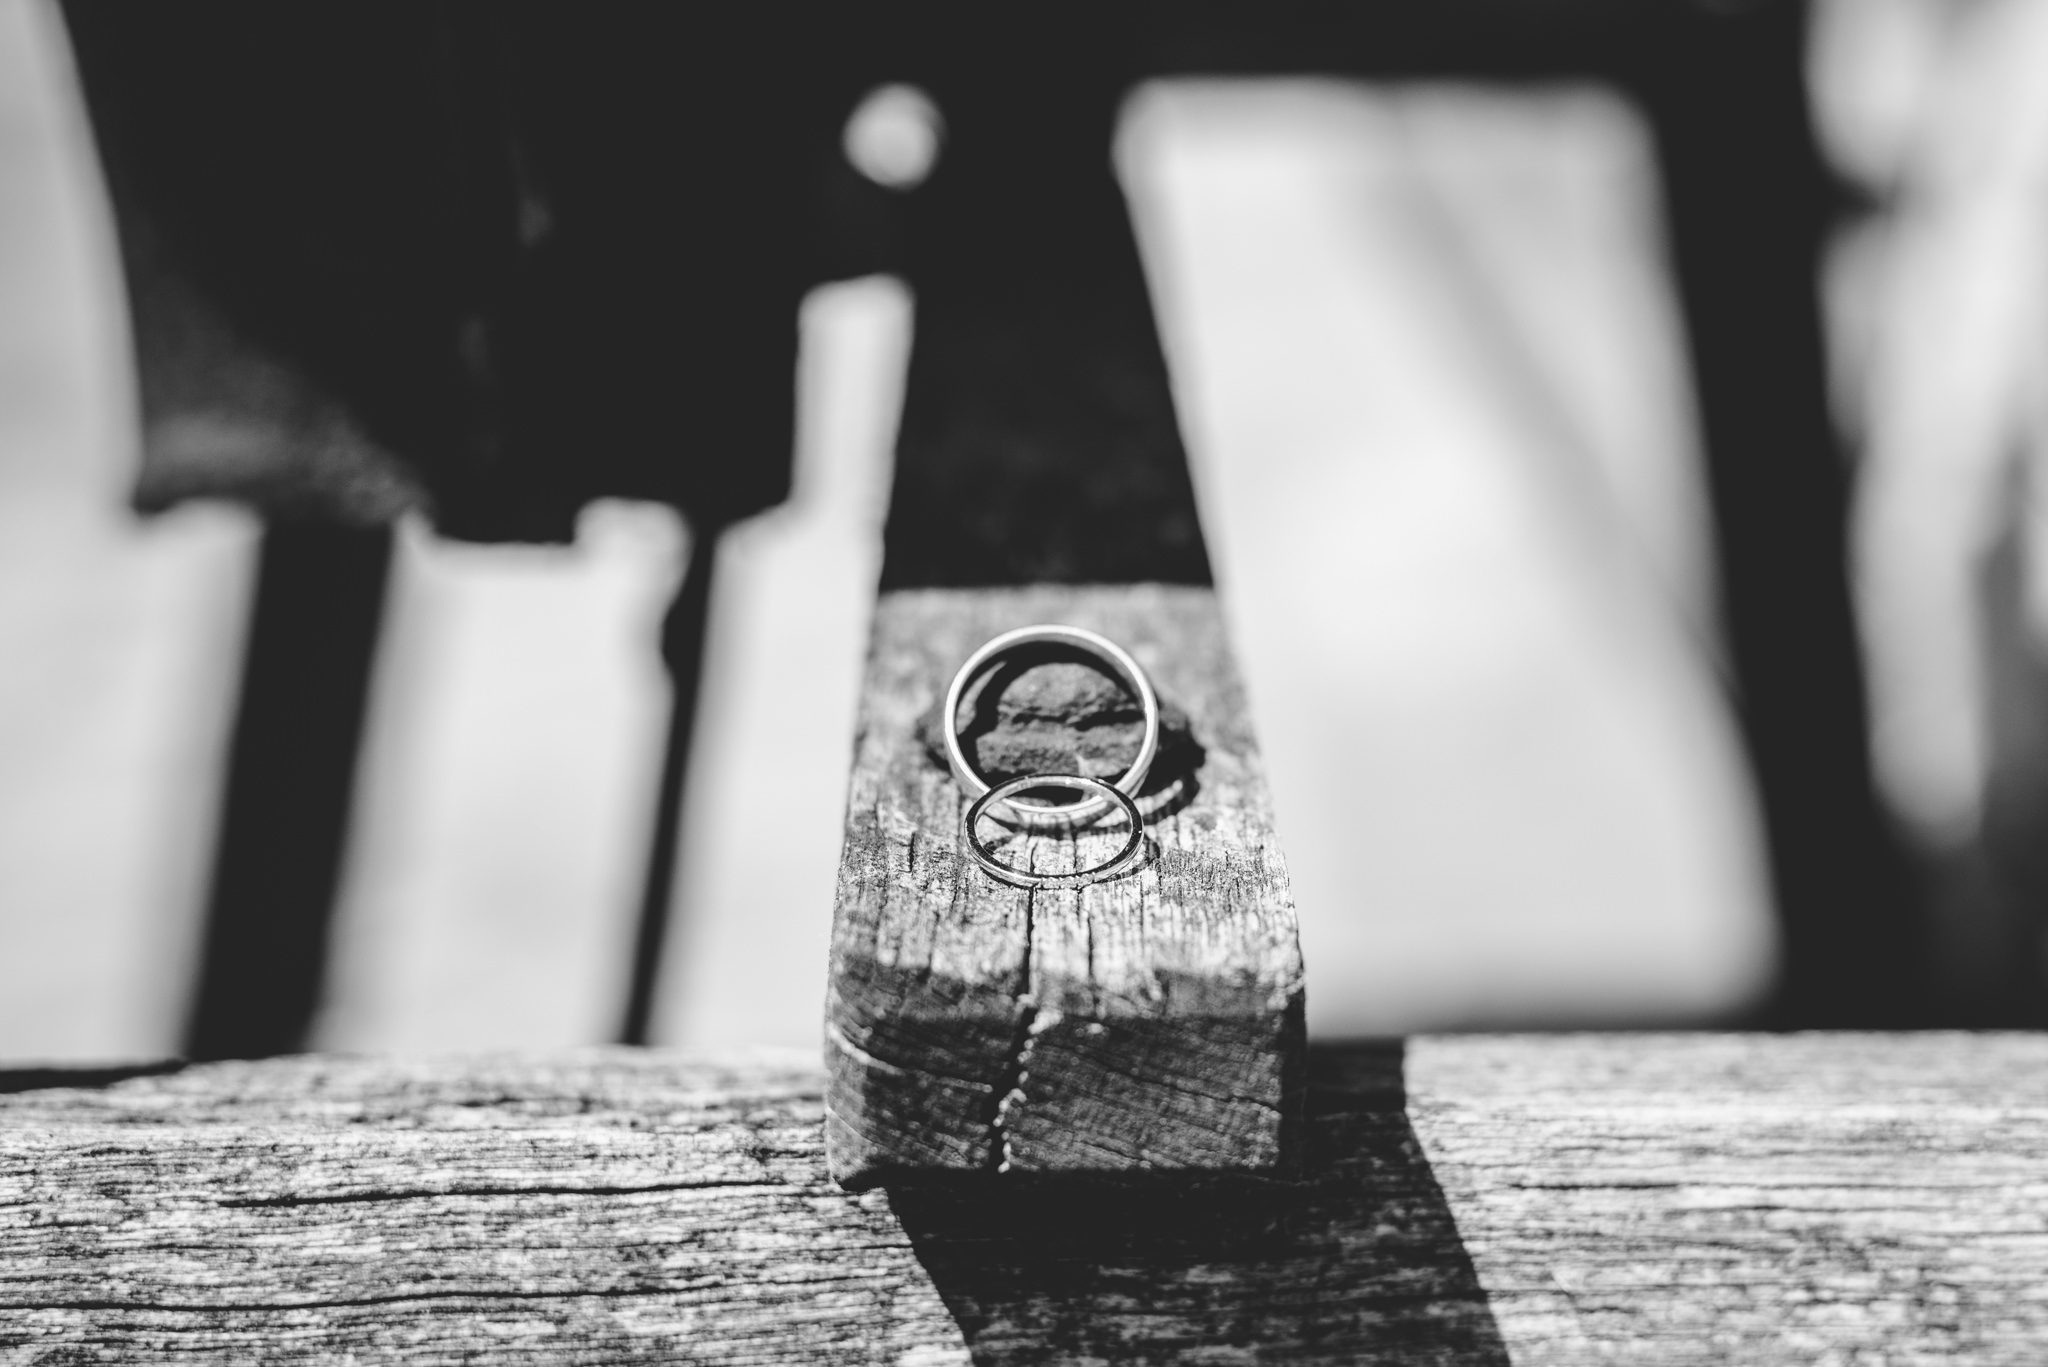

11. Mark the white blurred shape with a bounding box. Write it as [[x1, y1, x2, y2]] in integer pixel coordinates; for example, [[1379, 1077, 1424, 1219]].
[[1810, 0, 1951, 193], [0, 498, 253, 1061], [1120, 81, 1775, 1031], [1836, 0, 2048, 847], [655, 276, 910, 1048], [0, 0, 254, 1061], [844, 84, 945, 190], [314, 507, 680, 1051]]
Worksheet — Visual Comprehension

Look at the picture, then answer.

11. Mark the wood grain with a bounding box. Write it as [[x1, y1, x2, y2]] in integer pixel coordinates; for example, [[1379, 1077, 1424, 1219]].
[[825, 585, 1306, 1186], [4, 1036, 2044, 1363], [0, 1049, 969, 1365], [1407, 1033, 2048, 1363]]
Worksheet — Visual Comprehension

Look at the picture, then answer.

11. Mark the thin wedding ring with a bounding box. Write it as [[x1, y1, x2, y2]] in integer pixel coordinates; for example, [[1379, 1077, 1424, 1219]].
[[964, 774, 1147, 890], [942, 624, 1160, 827]]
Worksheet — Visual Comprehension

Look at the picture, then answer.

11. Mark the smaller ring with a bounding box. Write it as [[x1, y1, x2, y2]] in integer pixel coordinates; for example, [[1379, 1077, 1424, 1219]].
[[964, 774, 1147, 891], [943, 624, 1160, 829]]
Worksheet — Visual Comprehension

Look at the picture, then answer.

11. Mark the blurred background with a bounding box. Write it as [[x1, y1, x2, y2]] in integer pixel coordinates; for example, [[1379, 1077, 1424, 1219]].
[[2, 0, 2043, 1061]]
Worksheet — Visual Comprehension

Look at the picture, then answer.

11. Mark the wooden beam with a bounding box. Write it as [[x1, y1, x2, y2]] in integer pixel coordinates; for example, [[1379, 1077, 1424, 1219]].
[[3, 1035, 2044, 1363], [827, 585, 1305, 1183], [823, 37, 1303, 1182]]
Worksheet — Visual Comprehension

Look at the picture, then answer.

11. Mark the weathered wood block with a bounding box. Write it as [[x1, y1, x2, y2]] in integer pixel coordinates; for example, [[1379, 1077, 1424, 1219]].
[[824, 583, 1306, 1186]]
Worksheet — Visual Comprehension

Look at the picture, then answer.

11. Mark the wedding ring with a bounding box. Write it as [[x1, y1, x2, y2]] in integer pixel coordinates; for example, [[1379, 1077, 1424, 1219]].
[[943, 624, 1160, 826], [964, 774, 1147, 890]]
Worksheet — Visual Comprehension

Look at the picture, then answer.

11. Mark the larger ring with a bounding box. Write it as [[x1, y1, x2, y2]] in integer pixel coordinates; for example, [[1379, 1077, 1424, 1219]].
[[943, 624, 1160, 827], [964, 774, 1147, 890]]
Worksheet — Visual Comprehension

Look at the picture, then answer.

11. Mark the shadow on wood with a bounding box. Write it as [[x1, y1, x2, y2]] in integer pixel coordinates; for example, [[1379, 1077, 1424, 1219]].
[[6, 1037, 2044, 1360], [0, 1061, 184, 1095], [913, 648, 1207, 800], [888, 1042, 1510, 1365]]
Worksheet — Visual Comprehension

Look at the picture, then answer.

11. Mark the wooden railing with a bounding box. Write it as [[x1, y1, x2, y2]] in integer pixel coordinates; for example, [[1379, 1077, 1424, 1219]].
[[4, 1033, 2042, 1362]]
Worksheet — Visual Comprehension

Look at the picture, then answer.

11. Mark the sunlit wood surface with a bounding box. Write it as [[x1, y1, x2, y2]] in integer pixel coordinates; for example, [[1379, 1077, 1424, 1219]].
[[4, 1034, 2043, 1363]]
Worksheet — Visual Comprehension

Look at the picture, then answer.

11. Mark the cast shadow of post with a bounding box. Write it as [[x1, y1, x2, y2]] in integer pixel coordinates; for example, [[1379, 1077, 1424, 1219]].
[[886, 1041, 1510, 1365]]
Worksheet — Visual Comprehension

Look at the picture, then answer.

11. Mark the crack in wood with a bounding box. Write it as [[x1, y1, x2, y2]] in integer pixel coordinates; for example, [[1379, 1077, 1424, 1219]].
[[825, 587, 1305, 1185], [216, 1179, 791, 1208]]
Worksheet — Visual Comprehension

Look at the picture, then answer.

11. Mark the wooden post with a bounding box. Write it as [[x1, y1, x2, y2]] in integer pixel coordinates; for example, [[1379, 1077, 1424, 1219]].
[[823, 33, 1306, 1184]]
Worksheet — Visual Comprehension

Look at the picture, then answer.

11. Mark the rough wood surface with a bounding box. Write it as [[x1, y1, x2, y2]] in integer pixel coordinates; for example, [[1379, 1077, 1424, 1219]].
[[0, 1050, 967, 1366], [826, 585, 1305, 1185], [1409, 1033, 2048, 1363], [3, 1036, 2045, 1364]]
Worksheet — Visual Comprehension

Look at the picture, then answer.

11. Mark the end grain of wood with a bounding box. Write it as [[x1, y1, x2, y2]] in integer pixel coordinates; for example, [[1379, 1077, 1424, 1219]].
[[824, 583, 1307, 1186]]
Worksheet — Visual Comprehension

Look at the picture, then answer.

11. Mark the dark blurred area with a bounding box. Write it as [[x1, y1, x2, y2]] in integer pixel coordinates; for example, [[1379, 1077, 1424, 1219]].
[[2, 0, 2044, 1060]]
